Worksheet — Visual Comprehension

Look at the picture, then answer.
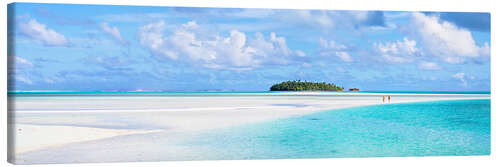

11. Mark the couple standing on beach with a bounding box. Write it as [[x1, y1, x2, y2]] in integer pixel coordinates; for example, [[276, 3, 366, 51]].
[[382, 96, 391, 103]]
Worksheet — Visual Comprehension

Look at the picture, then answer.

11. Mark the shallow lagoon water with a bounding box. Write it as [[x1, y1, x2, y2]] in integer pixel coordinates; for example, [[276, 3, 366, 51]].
[[187, 99, 490, 159]]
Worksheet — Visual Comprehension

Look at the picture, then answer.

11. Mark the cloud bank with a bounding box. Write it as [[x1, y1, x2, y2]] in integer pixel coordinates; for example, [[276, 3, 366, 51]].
[[138, 21, 305, 70]]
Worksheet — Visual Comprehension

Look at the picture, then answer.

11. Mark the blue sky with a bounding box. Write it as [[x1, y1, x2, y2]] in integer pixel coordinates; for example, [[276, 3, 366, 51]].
[[7, 3, 491, 91]]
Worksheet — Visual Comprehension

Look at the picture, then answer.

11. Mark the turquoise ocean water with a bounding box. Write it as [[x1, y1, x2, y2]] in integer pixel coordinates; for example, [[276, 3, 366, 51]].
[[183, 99, 490, 159]]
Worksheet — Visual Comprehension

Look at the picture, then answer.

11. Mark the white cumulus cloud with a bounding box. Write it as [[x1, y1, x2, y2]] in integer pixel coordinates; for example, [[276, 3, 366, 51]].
[[99, 22, 127, 45], [9, 56, 34, 73], [411, 13, 490, 64], [373, 37, 420, 63], [335, 52, 353, 62], [295, 50, 306, 57], [15, 75, 33, 85], [419, 61, 441, 70], [452, 72, 475, 87], [138, 21, 304, 70], [14, 56, 34, 69], [248, 32, 304, 65], [452, 72, 467, 86], [8, 56, 34, 85], [319, 38, 353, 62], [17, 18, 69, 47]]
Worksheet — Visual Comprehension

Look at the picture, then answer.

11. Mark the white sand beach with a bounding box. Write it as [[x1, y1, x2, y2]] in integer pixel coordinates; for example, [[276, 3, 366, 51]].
[[12, 124, 161, 154], [8, 92, 490, 164]]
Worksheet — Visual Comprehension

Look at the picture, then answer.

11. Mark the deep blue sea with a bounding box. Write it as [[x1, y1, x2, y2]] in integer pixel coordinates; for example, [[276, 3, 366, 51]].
[[185, 99, 490, 159]]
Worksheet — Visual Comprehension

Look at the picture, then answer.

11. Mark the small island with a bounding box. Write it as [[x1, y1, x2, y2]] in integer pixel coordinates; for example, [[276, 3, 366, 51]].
[[270, 80, 344, 91], [349, 88, 360, 91]]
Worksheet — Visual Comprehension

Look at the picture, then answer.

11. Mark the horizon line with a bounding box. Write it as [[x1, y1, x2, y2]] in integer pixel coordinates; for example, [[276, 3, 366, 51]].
[[7, 90, 492, 94]]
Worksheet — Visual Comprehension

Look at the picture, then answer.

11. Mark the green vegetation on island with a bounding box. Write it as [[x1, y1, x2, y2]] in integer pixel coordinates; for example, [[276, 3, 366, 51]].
[[270, 80, 344, 91], [349, 88, 360, 91]]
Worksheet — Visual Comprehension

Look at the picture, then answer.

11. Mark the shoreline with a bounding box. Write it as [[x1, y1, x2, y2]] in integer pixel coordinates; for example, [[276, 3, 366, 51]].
[[9, 94, 490, 157]]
